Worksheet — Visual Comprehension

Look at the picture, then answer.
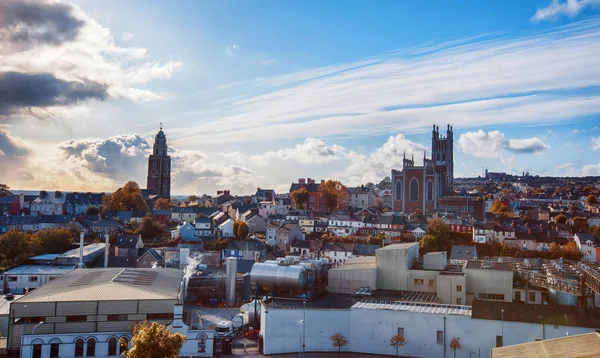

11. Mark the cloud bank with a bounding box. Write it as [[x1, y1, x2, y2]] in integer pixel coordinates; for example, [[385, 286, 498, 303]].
[[532, 0, 600, 22]]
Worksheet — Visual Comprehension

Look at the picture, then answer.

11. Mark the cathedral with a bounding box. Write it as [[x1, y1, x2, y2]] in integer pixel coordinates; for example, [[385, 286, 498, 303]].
[[391, 124, 454, 214], [147, 125, 171, 198]]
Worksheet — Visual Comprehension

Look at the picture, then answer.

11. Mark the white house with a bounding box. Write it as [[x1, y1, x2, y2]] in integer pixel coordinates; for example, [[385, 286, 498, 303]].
[[320, 242, 354, 264], [219, 218, 235, 237], [574, 233, 599, 263], [2, 265, 74, 294], [473, 223, 494, 243]]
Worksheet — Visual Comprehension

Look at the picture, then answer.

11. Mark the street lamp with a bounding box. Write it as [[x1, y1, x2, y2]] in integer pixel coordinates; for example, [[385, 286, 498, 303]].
[[32, 321, 44, 335], [298, 320, 304, 358], [539, 314, 545, 340], [302, 300, 307, 355], [501, 309, 504, 344]]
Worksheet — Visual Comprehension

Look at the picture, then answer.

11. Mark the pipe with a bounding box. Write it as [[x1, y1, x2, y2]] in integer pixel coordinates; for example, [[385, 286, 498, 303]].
[[226, 257, 237, 304], [443, 316, 446, 358], [104, 234, 109, 268], [78, 232, 85, 268]]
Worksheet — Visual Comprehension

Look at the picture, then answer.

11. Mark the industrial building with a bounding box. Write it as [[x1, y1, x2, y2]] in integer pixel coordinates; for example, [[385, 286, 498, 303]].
[[10, 268, 214, 357]]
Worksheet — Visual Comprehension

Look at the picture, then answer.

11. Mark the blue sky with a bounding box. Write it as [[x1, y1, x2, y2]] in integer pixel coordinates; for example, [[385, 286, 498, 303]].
[[1, 0, 600, 195]]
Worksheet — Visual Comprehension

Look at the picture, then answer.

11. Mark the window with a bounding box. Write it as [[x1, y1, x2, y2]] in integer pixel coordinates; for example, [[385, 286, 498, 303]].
[[529, 292, 536, 302], [427, 181, 434, 201], [395, 181, 402, 201], [456, 285, 462, 292], [108, 337, 118, 356], [436, 330, 444, 344], [397, 327, 404, 337], [456, 298, 462, 305], [146, 313, 174, 320], [413, 279, 424, 285], [33, 343, 42, 358], [119, 337, 129, 355], [8, 276, 17, 282], [479, 293, 505, 301], [107, 314, 128, 321], [496, 335, 503, 347], [75, 338, 85, 357], [66, 315, 87, 322], [197, 333, 208, 353], [409, 178, 419, 201], [15, 316, 45, 324], [29, 276, 38, 282], [50, 343, 60, 358], [86, 338, 96, 357], [515, 291, 522, 302], [428, 279, 435, 286]]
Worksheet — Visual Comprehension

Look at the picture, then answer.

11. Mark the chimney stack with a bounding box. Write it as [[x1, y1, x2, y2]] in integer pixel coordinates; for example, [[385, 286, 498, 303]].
[[78, 231, 85, 268], [104, 233, 109, 268]]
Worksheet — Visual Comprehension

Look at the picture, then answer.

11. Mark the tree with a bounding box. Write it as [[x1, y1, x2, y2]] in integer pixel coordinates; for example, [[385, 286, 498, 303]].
[[127, 320, 186, 358], [187, 195, 199, 202], [35, 228, 73, 254], [419, 234, 439, 255], [449, 337, 462, 358], [390, 333, 405, 356], [573, 216, 588, 227], [368, 234, 384, 247], [154, 198, 172, 210], [592, 226, 600, 237], [319, 180, 347, 213], [428, 219, 451, 240], [563, 240, 582, 260], [136, 216, 164, 240], [0, 230, 38, 267], [330, 333, 348, 358], [586, 195, 598, 206], [0, 184, 11, 196], [291, 187, 310, 209], [233, 219, 249, 239], [102, 181, 148, 212], [550, 241, 562, 258], [555, 214, 568, 224], [490, 200, 508, 214], [85, 206, 100, 215]]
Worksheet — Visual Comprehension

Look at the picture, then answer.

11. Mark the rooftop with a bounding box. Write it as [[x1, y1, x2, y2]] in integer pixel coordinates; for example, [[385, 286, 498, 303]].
[[4, 265, 74, 275], [491, 332, 600, 358], [377, 242, 419, 251], [15, 268, 183, 303], [352, 301, 472, 316], [465, 260, 512, 271], [60, 243, 106, 258]]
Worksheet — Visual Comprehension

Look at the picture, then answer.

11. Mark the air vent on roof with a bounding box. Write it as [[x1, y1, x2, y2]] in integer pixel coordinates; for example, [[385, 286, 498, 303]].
[[112, 269, 158, 286], [70, 271, 104, 287]]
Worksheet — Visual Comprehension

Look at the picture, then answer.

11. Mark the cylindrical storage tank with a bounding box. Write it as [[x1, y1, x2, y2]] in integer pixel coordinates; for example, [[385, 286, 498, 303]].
[[263, 260, 278, 265], [250, 263, 307, 291], [226, 257, 238, 304], [242, 273, 252, 301]]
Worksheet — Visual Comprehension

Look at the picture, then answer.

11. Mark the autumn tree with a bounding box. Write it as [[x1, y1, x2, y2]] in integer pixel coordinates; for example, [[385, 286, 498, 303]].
[[390, 333, 405, 356], [555, 214, 568, 224], [85, 206, 100, 215], [419, 234, 439, 255], [550, 241, 562, 258], [102, 181, 148, 212], [154, 198, 172, 210], [490, 200, 508, 214], [35, 228, 73, 254], [0, 230, 38, 267], [291, 187, 310, 209], [233, 219, 249, 239], [449, 337, 462, 358], [319, 180, 347, 213], [127, 320, 186, 358], [573, 216, 588, 227], [136, 215, 164, 240], [586, 195, 598, 206], [330, 333, 348, 358], [592, 226, 600, 236], [0, 184, 11, 196], [187, 195, 199, 202], [428, 219, 451, 240], [563, 240, 582, 260]]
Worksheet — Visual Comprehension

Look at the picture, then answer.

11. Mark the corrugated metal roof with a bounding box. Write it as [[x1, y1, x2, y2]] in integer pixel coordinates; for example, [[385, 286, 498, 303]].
[[352, 301, 472, 316], [491, 332, 600, 358]]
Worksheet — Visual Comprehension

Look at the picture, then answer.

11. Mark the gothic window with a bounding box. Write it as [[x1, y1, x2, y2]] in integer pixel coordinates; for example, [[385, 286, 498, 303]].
[[395, 181, 402, 201], [409, 178, 419, 201], [427, 181, 434, 201], [86, 338, 96, 356], [152, 161, 156, 169]]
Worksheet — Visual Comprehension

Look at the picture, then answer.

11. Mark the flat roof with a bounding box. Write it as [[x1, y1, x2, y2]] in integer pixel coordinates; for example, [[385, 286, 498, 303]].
[[29, 254, 61, 261], [491, 332, 600, 358], [60, 243, 106, 258], [424, 251, 446, 256], [4, 265, 75, 275], [352, 301, 472, 316], [377, 242, 418, 251], [0, 295, 22, 315], [15, 268, 183, 303], [330, 263, 377, 271], [465, 261, 512, 271]]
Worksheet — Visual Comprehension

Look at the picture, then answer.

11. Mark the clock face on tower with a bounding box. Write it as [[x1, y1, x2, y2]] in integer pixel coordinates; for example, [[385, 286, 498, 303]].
[[163, 169, 169, 176], [151, 169, 158, 176]]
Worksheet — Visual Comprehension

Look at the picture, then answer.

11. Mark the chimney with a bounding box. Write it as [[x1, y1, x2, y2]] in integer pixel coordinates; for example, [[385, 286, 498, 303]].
[[321, 180, 325, 185], [299, 178, 306, 184], [77, 231, 85, 268], [224, 190, 230, 196], [104, 234, 109, 268], [217, 191, 223, 195]]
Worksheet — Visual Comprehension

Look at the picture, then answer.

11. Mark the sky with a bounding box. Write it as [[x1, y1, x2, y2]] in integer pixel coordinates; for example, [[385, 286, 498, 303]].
[[1, 0, 600, 195]]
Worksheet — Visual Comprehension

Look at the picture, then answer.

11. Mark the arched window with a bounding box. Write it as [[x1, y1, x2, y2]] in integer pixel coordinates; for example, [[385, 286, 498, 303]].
[[108, 337, 118, 356], [50, 338, 61, 358], [427, 181, 434, 201], [119, 337, 129, 355], [395, 181, 402, 201], [75, 338, 85, 357], [197, 333, 208, 353], [409, 178, 419, 201], [86, 338, 96, 357]]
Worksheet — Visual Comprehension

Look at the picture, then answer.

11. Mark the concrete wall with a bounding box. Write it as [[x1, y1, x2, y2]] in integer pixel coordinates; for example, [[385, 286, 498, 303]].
[[423, 251, 447, 271], [327, 266, 377, 294], [376, 244, 419, 291], [437, 274, 466, 305], [462, 268, 513, 303], [407, 270, 439, 293], [261, 305, 597, 358]]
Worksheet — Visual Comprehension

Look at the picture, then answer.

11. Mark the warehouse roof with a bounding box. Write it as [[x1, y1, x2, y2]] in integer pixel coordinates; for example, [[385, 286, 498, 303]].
[[15, 268, 183, 303], [4, 265, 74, 276], [352, 301, 471, 316], [376, 242, 418, 251], [491, 332, 600, 358]]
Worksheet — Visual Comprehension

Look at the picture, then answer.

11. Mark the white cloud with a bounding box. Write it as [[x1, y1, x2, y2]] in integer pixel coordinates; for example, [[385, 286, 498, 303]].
[[556, 162, 573, 169], [532, 0, 600, 22], [506, 137, 550, 154], [226, 44, 240, 56], [250, 138, 346, 165], [591, 136, 600, 150], [174, 20, 600, 145], [458, 130, 550, 158], [122, 32, 133, 41], [260, 59, 276, 65]]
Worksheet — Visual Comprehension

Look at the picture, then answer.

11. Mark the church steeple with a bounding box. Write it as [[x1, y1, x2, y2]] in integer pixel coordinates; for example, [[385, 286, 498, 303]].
[[153, 123, 168, 156], [147, 124, 171, 198]]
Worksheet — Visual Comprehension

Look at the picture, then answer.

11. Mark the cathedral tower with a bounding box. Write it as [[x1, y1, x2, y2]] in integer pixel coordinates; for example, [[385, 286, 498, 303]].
[[431, 124, 454, 195], [147, 124, 171, 198]]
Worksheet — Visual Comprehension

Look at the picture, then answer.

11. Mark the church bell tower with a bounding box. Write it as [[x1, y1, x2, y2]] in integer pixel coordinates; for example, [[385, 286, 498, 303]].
[[147, 124, 171, 198]]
